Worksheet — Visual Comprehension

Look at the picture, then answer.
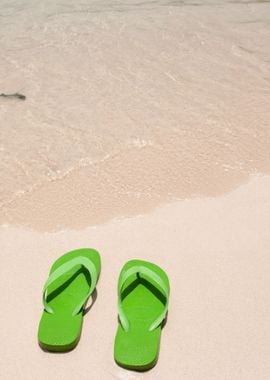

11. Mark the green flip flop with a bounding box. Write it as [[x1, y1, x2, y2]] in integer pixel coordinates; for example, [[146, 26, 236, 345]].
[[38, 248, 101, 352], [114, 259, 170, 371]]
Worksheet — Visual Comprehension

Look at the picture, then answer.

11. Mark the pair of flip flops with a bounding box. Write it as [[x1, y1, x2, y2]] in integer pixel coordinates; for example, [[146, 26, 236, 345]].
[[38, 248, 170, 371]]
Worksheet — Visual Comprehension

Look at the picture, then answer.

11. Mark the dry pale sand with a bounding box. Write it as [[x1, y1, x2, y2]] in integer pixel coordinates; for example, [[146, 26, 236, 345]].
[[1, 175, 270, 380]]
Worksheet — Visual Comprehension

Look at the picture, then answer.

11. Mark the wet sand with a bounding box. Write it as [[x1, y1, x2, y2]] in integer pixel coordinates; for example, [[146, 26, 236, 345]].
[[1, 0, 270, 230]]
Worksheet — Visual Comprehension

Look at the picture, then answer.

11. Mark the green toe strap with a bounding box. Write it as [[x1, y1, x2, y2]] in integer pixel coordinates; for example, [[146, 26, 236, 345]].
[[43, 256, 98, 316], [118, 265, 169, 332]]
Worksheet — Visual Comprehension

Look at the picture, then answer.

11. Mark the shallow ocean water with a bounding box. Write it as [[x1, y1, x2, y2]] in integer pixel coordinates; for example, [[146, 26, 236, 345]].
[[0, 0, 270, 229]]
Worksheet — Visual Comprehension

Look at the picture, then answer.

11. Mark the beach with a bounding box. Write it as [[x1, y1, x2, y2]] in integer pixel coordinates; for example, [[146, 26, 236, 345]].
[[1, 1, 270, 379], [1, 176, 270, 379]]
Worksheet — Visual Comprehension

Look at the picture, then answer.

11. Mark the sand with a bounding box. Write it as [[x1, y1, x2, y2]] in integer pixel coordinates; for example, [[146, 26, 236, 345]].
[[1, 175, 270, 380], [1, 0, 270, 379], [1, 0, 270, 230]]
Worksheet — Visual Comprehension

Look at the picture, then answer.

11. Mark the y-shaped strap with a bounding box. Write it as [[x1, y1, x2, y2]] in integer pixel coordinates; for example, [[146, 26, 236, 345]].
[[118, 265, 169, 332], [43, 256, 97, 316]]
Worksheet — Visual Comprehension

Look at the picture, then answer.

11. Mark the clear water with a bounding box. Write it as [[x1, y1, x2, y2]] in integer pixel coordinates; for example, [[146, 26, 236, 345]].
[[0, 0, 270, 228]]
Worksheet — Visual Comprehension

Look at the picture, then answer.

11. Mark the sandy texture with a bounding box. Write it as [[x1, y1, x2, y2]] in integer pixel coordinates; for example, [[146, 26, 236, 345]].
[[1, 175, 270, 380], [1, 1, 270, 379], [1, 0, 270, 230]]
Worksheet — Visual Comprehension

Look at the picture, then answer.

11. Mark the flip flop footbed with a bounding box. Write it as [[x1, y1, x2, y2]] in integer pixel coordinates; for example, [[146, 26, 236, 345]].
[[38, 248, 101, 352], [114, 259, 169, 371]]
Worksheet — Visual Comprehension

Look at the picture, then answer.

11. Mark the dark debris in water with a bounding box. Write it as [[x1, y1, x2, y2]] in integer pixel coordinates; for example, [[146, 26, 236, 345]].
[[0, 92, 26, 101]]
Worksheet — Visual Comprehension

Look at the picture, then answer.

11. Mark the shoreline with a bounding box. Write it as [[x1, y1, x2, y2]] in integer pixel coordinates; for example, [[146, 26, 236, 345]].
[[1, 1, 270, 378], [1, 174, 270, 379], [1, 0, 270, 232]]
